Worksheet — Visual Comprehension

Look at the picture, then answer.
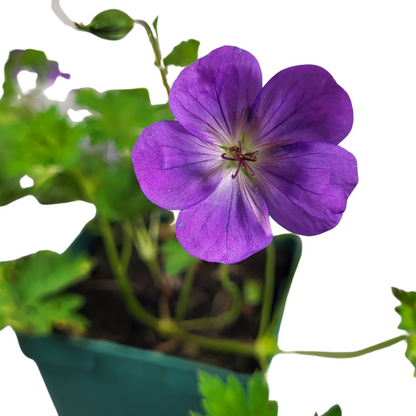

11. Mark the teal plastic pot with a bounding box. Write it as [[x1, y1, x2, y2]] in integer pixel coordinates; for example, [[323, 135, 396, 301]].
[[19, 234, 301, 416]]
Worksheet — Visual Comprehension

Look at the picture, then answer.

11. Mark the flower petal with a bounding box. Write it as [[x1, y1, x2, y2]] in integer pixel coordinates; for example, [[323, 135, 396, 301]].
[[255, 141, 358, 235], [170, 46, 262, 146], [176, 174, 273, 264], [132, 120, 223, 210], [247, 65, 353, 147]]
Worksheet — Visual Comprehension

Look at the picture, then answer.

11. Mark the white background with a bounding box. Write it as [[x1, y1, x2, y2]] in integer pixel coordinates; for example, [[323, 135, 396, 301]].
[[1, 0, 415, 415]]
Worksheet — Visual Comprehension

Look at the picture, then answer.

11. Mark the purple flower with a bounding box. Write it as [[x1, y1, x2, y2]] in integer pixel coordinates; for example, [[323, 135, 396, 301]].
[[132, 46, 358, 264]]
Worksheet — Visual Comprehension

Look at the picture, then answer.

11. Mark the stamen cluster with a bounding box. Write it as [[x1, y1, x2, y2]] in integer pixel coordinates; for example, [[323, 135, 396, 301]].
[[221, 140, 261, 179]]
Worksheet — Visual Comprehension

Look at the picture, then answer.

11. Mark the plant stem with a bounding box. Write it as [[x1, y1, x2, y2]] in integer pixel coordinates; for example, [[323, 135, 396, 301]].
[[178, 263, 242, 331], [281, 335, 407, 359], [127, 217, 171, 319], [131, 217, 163, 289], [173, 330, 256, 357], [258, 356, 269, 374], [175, 262, 197, 321], [98, 215, 159, 330], [134, 19, 170, 97], [121, 221, 133, 273], [257, 242, 276, 338]]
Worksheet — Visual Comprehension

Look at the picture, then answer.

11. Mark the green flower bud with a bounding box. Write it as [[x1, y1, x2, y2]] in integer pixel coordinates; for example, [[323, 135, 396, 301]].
[[75, 9, 134, 41]]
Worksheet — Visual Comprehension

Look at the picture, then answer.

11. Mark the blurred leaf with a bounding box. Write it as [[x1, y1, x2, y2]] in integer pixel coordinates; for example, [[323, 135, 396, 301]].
[[75, 87, 174, 151], [0, 49, 79, 207], [11, 250, 93, 303], [163, 40, 200, 67], [0, 263, 18, 330], [392, 287, 416, 376], [1, 106, 83, 177], [12, 294, 88, 335], [0, 174, 30, 207], [247, 372, 276, 415], [1, 253, 91, 335], [1, 49, 69, 104], [243, 278, 263, 307], [95, 160, 156, 221], [152, 16, 159, 36], [317, 404, 342, 416], [161, 239, 198, 276], [193, 371, 277, 416]]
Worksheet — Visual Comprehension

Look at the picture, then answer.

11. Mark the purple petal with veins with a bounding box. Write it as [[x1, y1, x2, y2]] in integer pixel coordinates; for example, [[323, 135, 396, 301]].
[[132, 46, 358, 263]]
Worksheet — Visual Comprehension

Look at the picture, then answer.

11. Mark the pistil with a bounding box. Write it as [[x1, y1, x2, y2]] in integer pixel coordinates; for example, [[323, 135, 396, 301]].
[[221, 140, 261, 179]]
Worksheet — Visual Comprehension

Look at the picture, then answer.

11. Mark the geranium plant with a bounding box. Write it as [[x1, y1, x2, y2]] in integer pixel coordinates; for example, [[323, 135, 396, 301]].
[[0, 2, 414, 416]]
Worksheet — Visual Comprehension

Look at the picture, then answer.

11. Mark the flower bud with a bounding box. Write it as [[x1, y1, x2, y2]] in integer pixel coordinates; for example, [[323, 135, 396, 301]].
[[75, 9, 134, 41]]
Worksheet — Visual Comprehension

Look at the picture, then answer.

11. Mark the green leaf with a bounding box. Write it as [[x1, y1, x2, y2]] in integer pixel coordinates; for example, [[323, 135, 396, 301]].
[[75, 9, 134, 41], [163, 40, 200, 67], [11, 250, 93, 303], [0, 174, 30, 207], [392, 287, 416, 332], [1, 106, 83, 177], [12, 294, 88, 335], [160, 239, 198, 276], [318, 404, 342, 416], [392, 287, 416, 375], [75, 87, 174, 151], [95, 160, 156, 221], [1, 252, 91, 335], [193, 370, 277, 416], [152, 16, 159, 36], [247, 371, 277, 416], [0, 263, 18, 330]]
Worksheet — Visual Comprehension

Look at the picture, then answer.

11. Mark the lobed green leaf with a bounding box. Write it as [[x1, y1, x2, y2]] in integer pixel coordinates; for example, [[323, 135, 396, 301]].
[[11, 250, 93, 303], [392, 287, 416, 376], [193, 370, 277, 416], [11, 294, 88, 335], [1, 106, 83, 177]]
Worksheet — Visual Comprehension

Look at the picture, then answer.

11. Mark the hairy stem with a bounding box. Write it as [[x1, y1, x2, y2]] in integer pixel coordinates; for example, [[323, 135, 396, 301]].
[[258, 243, 276, 338], [134, 19, 170, 97], [178, 263, 242, 331], [281, 335, 407, 359]]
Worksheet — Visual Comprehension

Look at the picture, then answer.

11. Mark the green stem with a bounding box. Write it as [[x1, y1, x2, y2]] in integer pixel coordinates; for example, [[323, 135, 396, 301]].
[[258, 356, 269, 374], [134, 19, 170, 97], [281, 335, 407, 359], [257, 243, 276, 338], [178, 263, 242, 331], [98, 215, 159, 330], [175, 262, 197, 321], [173, 330, 256, 357], [121, 221, 133, 274]]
